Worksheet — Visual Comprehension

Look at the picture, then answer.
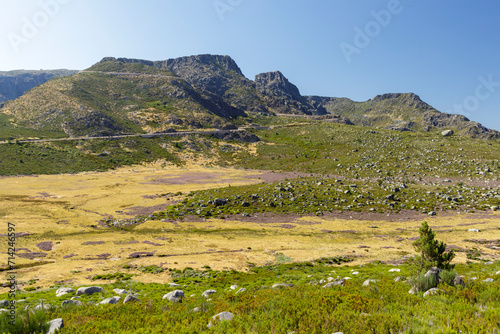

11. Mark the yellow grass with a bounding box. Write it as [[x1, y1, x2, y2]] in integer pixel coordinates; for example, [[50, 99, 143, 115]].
[[0, 161, 499, 292]]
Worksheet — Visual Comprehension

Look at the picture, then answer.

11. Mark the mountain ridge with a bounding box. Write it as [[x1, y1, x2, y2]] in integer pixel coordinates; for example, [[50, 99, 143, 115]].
[[1, 54, 498, 139]]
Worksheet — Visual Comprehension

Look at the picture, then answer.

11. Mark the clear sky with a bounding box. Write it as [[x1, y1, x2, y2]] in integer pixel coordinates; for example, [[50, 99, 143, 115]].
[[1, 0, 499, 130]]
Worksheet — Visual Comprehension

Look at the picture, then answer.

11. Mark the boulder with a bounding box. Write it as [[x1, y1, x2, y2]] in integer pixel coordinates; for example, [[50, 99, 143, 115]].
[[453, 275, 465, 287], [423, 288, 441, 297], [214, 198, 227, 206], [322, 279, 345, 288], [76, 286, 104, 296], [163, 290, 184, 303], [202, 289, 217, 298], [61, 300, 82, 307], [99, 296, 120, 305], [424, 267, 441, 283], [113, 288, 127, 295], [441, 130, 454, 137], [47, 318, 64, 334], [362, 279, 379, 287], [56, 288, 75, 297], [207, 311, 234, 328], [123, 295, 140, 304]]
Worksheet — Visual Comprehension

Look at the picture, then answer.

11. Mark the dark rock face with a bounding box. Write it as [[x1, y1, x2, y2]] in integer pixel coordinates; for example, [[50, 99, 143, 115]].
[[255, 71, 302, 100], [0, 70, 77, 103], [157, 55, 261, 115], [255, 71, 327, 115]]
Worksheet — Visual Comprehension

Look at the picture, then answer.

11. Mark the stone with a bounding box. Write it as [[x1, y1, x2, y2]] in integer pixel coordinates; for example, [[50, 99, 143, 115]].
[[56, 288, 75, 297], [61, 300, 82, 307], [362, 279, 378, 287], [214, 198, 227, 206], [468, 228, 481, 232], [423, 288, 441, 297], [123, 295, 140, 304], [408, 286, 418, 294], [272, 283, 294, 288], [428, 211, 437, 216], [207, 311, 234, 328], [483, 278, 494, 283], [389, 268, 401, 272], [163, 290, 185, 303], [236, 288, 246, 294], [47, 318, 64, 334], [76, 286, 104, 296], [113, 288, 127, 295], [394, 276, 405, 282], [424, 267, 441, 283], [35, 302, 51, 310], [202, 289, 217, 298], [0, 300, 9, 307], [168, 283, 181, 288], [323, 279, 345, 288], [441, 130, 454, 137], [453, 275, 465, 287], [230, 285, 238, 290], [352, 271, 360, 275], [99, 296, 121, 305], [491, 206, 499, 211]]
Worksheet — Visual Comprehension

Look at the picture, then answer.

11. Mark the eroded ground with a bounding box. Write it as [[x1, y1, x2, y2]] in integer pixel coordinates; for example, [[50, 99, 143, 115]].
[[0, 162, 498, 292]]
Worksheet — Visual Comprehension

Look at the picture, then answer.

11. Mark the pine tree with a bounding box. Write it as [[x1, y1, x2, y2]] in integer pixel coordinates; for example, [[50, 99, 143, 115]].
[[413, 221, 455, 271]]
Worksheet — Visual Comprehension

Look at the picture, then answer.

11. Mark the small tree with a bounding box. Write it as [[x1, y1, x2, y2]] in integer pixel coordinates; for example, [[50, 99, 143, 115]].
[[412, 221, 455, 272]]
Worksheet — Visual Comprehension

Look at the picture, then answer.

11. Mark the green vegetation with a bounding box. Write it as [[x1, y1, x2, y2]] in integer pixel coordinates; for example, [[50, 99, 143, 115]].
[[86, 58, 175, 76], [0, 137, 183, 175], [0, 308, 50, 334], [2, 260, 500, 333], [141, 174, 500, 223], [91, 272, 134, 281]]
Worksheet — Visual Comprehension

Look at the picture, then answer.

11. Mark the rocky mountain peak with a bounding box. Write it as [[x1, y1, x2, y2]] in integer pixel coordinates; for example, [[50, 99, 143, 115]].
[[160, 54, 243, 77], [370, 93, 431, 110], [254, 71, 302, 100]]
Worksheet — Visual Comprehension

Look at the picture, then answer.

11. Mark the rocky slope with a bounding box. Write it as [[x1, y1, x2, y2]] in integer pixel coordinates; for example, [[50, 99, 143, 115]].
[[0, 70, 77, 104], [307, 93, 500, 139], [1, 55, 498, 139]]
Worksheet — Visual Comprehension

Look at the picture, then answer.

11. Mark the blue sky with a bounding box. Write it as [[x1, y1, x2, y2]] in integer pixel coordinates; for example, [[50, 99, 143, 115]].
[[1, 0, 499, 130]]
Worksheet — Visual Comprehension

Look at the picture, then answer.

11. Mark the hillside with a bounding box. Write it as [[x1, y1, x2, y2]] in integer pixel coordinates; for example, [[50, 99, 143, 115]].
[[0, 69, 77, 104], [308, 93, 500, 138], [0, 54, 498, 140]]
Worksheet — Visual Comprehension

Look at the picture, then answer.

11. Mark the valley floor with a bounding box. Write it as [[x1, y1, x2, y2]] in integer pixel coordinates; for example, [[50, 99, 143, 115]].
[[0, 162, 498, 293]]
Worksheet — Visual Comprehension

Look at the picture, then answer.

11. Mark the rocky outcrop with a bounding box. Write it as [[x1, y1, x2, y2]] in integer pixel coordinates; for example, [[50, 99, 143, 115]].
[[255, 71, 327, 115]]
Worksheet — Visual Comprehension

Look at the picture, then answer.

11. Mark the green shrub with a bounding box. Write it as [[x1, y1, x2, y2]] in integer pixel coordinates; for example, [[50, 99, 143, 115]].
[[0, 308, 49, 334], [440, 269, 457, 286]]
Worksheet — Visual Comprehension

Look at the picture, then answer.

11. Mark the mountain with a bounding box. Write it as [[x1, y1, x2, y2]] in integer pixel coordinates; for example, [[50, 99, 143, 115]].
[[0, 69, 78, 104], [0, 55, 498, 139], [307, 93, 500, 139]]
